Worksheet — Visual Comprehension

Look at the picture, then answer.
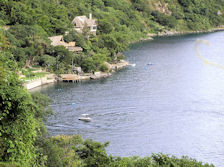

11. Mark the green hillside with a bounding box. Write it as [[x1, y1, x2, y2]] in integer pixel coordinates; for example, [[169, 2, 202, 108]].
[[0, 0, 223, 166], [0, 0, 224, 73]]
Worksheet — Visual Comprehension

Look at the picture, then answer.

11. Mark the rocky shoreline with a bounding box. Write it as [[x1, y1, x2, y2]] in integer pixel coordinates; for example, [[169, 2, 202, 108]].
[[25, 60, 129, 90], [25, 26, 224, 90], [23, 74, 57, 90], [157, 26, 224, 37], [133, 26, 224, 43], [151, 26, 224, 38]]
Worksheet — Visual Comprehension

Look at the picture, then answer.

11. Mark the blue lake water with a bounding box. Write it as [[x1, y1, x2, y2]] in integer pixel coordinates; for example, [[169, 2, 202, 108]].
[[33, 31, 224, 166]]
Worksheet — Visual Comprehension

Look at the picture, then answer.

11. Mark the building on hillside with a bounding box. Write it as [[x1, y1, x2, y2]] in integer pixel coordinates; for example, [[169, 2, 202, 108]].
[[3, 26, 10, 30], [48, 35, 83, 52], [217, 10, 222, 16], [72, 13, 97, 35], [48, 35, 65, 47]]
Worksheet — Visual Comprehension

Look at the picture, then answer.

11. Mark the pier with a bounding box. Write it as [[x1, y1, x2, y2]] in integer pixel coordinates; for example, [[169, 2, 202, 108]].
[[61, 74, 90, 82], [61, 72, 112, 82]]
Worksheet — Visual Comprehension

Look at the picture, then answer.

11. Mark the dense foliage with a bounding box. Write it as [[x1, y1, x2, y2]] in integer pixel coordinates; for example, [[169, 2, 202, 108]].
[[0, 0, 224, 72], [0, 45, 37, 165], [0, 0, 223, 166], [0, 45, 216, 166], [37, 137, 215, 167]]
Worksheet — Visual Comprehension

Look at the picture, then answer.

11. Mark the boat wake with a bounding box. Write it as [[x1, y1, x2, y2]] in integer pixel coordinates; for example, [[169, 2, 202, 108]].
[[130, 63, 136, 67]]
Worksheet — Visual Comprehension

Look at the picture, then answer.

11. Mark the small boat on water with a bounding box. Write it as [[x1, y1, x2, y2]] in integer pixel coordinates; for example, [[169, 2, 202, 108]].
[[78, 114, 92, 122], [130, 63, 136, 67]]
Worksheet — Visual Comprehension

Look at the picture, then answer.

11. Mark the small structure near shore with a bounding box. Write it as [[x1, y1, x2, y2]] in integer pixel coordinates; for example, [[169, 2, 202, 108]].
[[73, 67, 84, 75], [23, 74, 56, 90], [48, 35, 83, 52], [23, 60, 129, 90], [61, 72, 112, 82], [61, 74, 90, 82]]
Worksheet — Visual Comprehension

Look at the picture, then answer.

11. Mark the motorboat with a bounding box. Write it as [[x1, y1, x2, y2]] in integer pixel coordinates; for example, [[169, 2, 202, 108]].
[[130, 63, 136, 67], [78, 114, 92, 122]]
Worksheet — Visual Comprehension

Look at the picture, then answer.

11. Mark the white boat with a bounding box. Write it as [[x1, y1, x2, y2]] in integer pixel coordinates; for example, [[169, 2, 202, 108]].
[[78, 114, 92, 122], [130, 63, 136, 67]]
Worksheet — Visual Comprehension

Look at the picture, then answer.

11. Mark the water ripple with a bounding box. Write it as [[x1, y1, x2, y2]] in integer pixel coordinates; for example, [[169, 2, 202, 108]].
[[31, 31, 224, 167]]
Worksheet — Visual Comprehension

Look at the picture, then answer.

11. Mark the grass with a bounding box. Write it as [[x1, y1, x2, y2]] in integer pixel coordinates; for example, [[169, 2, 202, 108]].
[[20, 70, 48, 83], [0, 162, 21, 167]]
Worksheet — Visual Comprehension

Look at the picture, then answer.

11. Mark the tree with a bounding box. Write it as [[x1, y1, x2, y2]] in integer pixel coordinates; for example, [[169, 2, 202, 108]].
[[0, 52, 37, 166], [98, 19, 113, 34], [81, 56, 96, 72], [0, 31, 9, 51], [75, 140, 111, 167]]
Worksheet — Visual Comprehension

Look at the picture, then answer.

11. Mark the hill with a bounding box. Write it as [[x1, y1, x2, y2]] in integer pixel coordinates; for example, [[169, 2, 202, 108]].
[[0, 0, 224, 73], [0, 1, 223, 166]]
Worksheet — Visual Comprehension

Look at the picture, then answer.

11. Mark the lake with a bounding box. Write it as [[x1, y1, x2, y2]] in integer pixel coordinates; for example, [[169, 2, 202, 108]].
[[32, 31, 224, 166]]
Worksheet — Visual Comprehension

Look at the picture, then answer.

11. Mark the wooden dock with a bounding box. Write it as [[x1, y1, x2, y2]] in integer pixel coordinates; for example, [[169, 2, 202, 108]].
[[61, 74, 90, 82], [61, 72, 112, 82]]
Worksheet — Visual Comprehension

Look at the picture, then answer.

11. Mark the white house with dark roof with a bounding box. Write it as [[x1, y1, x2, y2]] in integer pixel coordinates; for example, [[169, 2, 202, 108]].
[[72, 13, 97, 35]]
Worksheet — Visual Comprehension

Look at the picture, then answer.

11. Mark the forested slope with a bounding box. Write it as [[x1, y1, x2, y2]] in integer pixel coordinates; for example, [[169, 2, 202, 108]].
[[0, 0, 223, 166], [0, 0, 224, 73]]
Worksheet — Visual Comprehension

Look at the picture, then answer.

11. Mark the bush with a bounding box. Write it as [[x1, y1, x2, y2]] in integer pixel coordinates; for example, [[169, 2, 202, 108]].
[[75, 140, 111, 167], [0, 53, 37, 166], [152, 11, 178, 28], [99, 64, 108, 72]]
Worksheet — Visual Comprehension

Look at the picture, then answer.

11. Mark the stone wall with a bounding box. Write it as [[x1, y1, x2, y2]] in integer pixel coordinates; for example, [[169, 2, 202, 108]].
[[23, 75, 56, 90]]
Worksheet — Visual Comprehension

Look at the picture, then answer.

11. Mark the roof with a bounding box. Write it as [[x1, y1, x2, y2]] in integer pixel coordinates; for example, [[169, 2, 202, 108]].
[[48, 36, 81, 52], [48, 35, 64, 46], [3, 26, 10, 30], [67, 42, 76, 47], [72, 16, 97, 28], [67, 46, 83, 52], [217, 10, 222, 15], [48, 36, 75, 47]]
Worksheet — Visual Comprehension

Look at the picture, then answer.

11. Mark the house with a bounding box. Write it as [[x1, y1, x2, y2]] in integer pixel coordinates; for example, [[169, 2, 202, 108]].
[[48, 35, 65, 47], [3, 26, 10, 30], [217, 10, 222, 16], [48, 35, 83, 52], [72, 13, 97, 35]]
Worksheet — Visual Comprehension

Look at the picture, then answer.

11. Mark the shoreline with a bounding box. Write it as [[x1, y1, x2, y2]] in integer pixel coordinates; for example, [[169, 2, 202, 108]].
[[24, 60, 129, 90], [134, 26, 224, 43], [25, 26, 224, 90], [156, 26, 224, 37], [151, 26, 224, 38], [23, 74, 57, 90]]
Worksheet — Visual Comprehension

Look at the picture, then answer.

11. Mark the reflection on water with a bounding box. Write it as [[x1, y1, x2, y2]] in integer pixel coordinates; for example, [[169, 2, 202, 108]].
[[32, 31, 224, 167]]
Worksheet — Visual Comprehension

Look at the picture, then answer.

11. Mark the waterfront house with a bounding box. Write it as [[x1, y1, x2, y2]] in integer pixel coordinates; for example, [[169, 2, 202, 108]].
[[48, 35, 83, 52], [72, 13, 97, 35]]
